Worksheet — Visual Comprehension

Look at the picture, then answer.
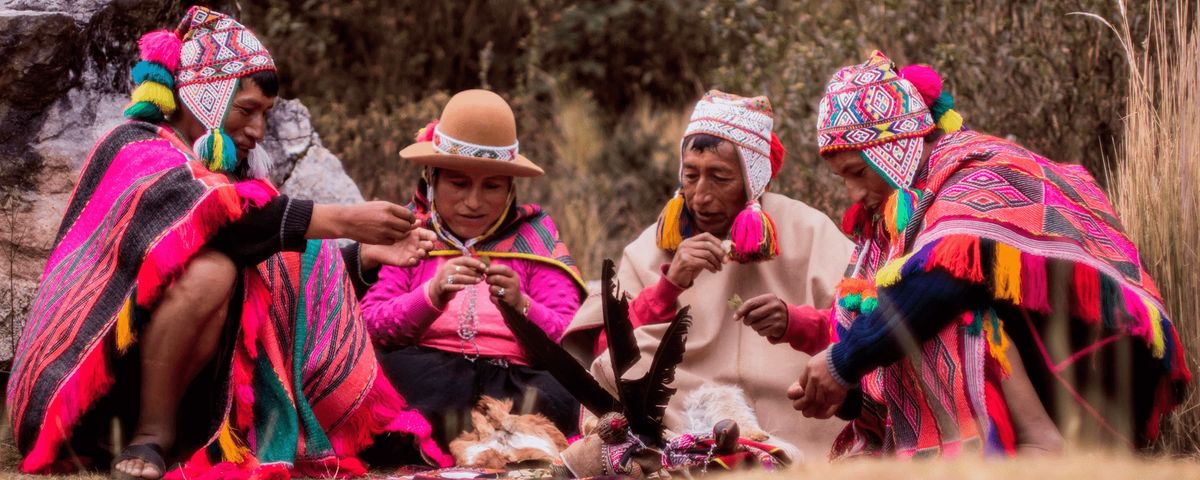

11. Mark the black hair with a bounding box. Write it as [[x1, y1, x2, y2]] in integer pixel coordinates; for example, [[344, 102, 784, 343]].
[[245, 70, 279, 97], [684, 133, 726, 153]]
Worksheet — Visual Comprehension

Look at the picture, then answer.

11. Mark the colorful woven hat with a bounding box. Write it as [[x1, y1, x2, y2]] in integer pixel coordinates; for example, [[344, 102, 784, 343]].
[[816, 51, 934, 189], [124, 6, 276, 174], [399, 89, 543, 177], [656, 90, 785, 263]]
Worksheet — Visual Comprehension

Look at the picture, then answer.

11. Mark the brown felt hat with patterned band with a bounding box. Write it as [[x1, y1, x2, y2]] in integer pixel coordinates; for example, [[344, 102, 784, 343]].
[[399, 89, 544, 177]]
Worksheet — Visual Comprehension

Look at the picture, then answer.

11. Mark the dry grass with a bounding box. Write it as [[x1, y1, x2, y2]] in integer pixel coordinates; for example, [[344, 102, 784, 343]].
[[1096, 0, 1200, 454]]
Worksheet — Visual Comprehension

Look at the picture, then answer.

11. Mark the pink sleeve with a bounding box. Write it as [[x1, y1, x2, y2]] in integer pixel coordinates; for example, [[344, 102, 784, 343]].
[[629, 264, 686, 328], [595, 264, 685, 355], [359, 263, 444, 349], [774, 304, 832, 355], [518, 260, 583, 342]]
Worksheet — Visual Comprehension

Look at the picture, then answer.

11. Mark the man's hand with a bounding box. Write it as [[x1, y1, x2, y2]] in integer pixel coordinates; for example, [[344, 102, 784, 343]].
[[788, 347, 848, 419], [665, 232, 726, 288], [360, 227, 435, 270], [311, 201, 417, 244], [734, 293, 788, 340]]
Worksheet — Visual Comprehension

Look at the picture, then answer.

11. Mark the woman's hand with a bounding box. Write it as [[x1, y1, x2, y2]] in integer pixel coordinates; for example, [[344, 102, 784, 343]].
[[428, 256, 487, 309], [359, 227, 436, 271], [484, 263, 525, 310], [310, 201, 417, 244]]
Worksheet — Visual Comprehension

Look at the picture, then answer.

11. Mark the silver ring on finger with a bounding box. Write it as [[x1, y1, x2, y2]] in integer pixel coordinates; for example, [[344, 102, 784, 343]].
[[497, 287, 507, 298], [447, 275, 455, 285]]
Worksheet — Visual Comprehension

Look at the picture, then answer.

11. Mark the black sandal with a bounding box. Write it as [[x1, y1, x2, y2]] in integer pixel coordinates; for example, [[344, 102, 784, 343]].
[[111, 443, 166, 480]]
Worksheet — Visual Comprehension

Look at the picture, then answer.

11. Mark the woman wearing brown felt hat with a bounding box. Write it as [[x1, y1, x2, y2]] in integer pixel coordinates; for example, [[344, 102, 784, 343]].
[[361, 90, 587, 454]]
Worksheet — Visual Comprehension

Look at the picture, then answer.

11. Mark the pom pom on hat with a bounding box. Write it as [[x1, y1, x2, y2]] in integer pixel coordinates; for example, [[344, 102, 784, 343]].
[[415, 119, 439, 142], [138, 30, 182, 73], [898, 64, 942, 107], [769, 132, 786, 178], [729, 202, 779, 263]]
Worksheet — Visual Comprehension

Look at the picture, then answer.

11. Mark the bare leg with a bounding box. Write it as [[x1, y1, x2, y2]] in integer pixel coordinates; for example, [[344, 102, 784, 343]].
[[114, 249, 236, 479], [1001, 341, 1065, 455]]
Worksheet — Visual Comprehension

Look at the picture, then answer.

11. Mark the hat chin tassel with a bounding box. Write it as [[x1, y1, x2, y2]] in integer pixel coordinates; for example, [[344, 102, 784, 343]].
[[655, 190, 687, 251], [194, 128, 239, 174], [730, 200, 779, 263]]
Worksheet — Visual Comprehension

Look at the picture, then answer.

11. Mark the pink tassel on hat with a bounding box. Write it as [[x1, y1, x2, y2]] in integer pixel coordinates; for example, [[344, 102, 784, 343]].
[[729, 202, 779, 263], [415, 119, 439, 142], [898, 64, 942, 106], [138, 30, 182, 73]]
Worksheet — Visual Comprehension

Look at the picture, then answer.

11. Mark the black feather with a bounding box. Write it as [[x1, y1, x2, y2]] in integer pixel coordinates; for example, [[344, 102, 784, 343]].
[[601, 259, 640, 378], [497, 299, 620, 416], [621, 307, 692, 446]]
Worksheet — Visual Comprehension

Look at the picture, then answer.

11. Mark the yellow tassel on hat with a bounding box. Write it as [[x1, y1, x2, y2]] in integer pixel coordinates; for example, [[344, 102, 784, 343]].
[[937, 109, 964, 132], [129, 81, 176, 115], [655, 191, 685, 251]]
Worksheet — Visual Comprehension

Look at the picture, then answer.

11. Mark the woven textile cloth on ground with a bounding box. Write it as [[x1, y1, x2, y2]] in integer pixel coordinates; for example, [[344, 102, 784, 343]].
[[831, 129, 1191, 457], [5, 121, 449, 476]]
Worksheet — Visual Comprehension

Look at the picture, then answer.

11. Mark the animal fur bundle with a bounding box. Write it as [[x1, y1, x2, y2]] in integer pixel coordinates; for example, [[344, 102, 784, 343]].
[[449, 396, 569, 469]]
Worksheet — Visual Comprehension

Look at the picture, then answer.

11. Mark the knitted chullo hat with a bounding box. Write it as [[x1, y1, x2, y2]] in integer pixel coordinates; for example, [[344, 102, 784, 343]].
[[817, 51, 964, 236], [656, 90, 787, 263], [124, 6, 277, 174]]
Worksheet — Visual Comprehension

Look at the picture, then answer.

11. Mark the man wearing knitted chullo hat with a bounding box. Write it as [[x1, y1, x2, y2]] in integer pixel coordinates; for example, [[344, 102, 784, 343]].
[[6, 6, 452, 479], [788, 51, 1190, 457], [563, 91, 854, 459]]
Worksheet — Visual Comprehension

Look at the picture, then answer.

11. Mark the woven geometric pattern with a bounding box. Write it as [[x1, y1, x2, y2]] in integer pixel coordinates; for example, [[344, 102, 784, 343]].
[[817, 51, 935, 188], [682, 90, 775, 201]]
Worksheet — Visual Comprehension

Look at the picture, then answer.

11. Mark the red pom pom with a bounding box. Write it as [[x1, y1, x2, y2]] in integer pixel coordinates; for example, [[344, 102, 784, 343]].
[[138, 30, 182, 73], [898, 64, 942, 107], [415, 119, 439, 142], [769, 133, 786, 178]]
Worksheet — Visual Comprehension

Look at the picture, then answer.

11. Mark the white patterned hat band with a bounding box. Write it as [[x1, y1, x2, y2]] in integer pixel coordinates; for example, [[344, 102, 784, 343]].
[[432, 125, 520, 162]]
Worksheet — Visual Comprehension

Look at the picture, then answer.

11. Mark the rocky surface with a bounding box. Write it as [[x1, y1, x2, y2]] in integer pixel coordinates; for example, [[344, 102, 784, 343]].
[[0, 1, 364, 361]]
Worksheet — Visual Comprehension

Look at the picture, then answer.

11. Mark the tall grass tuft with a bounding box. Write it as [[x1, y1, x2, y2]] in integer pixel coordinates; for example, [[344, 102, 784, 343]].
[[1089, 0, 1200, 454]]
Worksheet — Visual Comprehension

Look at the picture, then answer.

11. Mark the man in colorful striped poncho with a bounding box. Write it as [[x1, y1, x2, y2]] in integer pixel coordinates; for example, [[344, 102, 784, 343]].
[[7, 6, 451, 479], [789, 51, 1190, 457]]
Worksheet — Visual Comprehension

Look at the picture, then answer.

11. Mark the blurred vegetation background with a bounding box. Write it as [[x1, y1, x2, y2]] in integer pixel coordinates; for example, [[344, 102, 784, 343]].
[[237, 0, 1142, 280]]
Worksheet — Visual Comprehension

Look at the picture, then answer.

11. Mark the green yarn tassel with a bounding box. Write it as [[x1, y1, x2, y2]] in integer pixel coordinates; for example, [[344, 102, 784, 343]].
[[124, 101, 164, 122], [966, 309, 984, 336], [894, 188, 922, 234], [839, 293, 863, 311], [196, 128, 239, 173], [930, 91, 955, 121], [861, 296, 878, 315]]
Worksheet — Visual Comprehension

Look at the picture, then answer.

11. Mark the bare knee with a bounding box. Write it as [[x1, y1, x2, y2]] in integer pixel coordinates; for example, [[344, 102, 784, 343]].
[[157, 248, 237, 321]]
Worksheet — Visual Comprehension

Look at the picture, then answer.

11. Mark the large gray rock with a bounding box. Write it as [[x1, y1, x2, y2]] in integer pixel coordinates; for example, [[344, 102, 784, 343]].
[[0, 1, 365, 361]]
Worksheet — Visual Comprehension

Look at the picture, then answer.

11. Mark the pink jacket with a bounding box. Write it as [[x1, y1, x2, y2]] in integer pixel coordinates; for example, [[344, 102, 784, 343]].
[[361, 256, 582, 365]]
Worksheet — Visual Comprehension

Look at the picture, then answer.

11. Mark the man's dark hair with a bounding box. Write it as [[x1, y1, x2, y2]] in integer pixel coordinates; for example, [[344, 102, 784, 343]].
[[684, 133, 725, 154], [246, 70, 279, 97]]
